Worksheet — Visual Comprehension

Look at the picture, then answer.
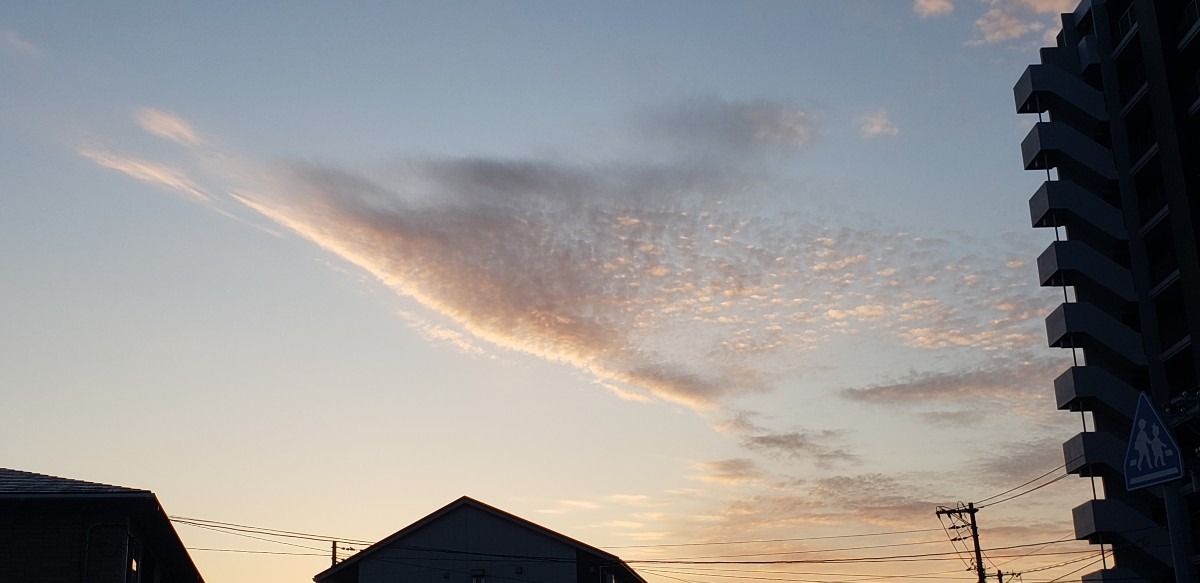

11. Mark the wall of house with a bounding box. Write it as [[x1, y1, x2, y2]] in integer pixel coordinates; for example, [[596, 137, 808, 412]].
[[358, 505, 579, 583], [0, 506, 132, 583]]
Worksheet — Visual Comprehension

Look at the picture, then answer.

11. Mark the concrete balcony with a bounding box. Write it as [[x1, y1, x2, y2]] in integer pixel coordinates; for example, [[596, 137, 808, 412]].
[[1054, 365, 1138, 414], [1073, 499, 1170, 565], [1063, 431, 1126, 477], [1014, 63, 1108, 121], [1038, 240, 1134, 301], [1046, 302, 1146, 366], [1029, 180, 1126, 240], [1022, 122, 1117, 185]]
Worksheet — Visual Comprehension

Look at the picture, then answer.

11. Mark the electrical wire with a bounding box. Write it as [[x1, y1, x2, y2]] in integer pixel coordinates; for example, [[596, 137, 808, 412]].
[[170, 515, 375, 545], [186, 547, 326, 556], [977, 473, 1072, 509], [604, 529, 944, 549], [174, 520, 331, 552], [976, 463, 1068, 505]]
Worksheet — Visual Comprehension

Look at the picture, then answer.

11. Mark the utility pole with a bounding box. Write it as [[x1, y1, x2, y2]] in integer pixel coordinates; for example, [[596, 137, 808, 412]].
[[936, 503, 984, 583], [331, 540, 338, 566]]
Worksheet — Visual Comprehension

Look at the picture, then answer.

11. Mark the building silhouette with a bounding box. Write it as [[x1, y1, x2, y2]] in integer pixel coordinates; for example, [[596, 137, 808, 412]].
[[0, 468, 203, 583], [314, 496, 646, 583], [1016, 0, 1200, 580]]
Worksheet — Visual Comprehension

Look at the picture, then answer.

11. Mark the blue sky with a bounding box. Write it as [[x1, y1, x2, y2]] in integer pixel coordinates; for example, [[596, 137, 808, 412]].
[[0, 2, 1105, 582]]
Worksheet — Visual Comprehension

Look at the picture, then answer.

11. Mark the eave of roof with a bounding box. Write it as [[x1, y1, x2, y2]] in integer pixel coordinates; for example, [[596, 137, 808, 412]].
[[0, 467, 152, 497]]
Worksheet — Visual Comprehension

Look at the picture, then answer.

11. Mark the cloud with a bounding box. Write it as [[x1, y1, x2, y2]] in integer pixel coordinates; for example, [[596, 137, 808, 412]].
[[136, 108, 204, 146], [699, 473, 946, 533], [972, 7, 1045, 44], [233, 161, 1054, 410], [80, 105, 1060, 420], [78, 147, 208, 202], [914, 0, 955, 18], [741, 430, 860, 469], [1, 29, 41, 56], [692, 459, 762, 484], [972, 436, 1070, 484], [857, 109, 899, 139], [841, 352, 1067, 413], [1019, 0, 1075, 14], [637, 97, 815, 154]]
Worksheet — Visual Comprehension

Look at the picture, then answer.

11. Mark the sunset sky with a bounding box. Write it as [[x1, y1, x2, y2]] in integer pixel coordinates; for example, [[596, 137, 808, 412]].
[[0, 1, 1106, 582]]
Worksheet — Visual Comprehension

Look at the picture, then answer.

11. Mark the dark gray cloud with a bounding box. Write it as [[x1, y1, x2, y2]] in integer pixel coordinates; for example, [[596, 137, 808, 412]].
[[741, 430, 860, 469], [635, 97, 815, 154], [842, 352, 1068, 413]]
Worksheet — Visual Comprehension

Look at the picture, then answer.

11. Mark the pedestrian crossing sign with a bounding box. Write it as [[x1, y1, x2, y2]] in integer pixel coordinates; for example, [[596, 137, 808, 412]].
[[1124, 392, 1185, 491]]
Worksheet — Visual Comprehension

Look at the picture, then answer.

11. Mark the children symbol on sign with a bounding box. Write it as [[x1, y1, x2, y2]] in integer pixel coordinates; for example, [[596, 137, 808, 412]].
[[1133, 419, 1152, 470], [1131, 419, 1175, 471], [1151, 424, 1173, 467]]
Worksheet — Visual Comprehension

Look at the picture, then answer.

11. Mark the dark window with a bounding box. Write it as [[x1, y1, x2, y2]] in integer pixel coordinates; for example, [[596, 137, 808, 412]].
[[1164, 346, 1198, 393], [1134, 158, 1168, 224], [1113, 3, 1138, 41], [1143, 219, 1179, 286], [1125, 100, 1157, 162], [1155, 280, 1189, 350]]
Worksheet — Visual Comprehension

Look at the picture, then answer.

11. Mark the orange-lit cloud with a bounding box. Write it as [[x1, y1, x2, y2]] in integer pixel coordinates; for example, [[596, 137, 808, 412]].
[[78, 147, 208, 202], [692, 459, 762, 484], [136, 108, 204, 147], [913, 0, 955, 18]]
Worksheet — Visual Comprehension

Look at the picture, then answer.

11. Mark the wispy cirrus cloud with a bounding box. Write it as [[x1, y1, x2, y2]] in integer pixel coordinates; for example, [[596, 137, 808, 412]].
[[692, 458, 763, 484], [136, 108, 204, 147], [698, 473, 946, 533], [1, 28, 41, 57], [78, 147, 208, 202]]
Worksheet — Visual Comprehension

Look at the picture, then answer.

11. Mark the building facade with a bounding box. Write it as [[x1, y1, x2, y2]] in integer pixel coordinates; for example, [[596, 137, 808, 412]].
[[0, 468, 204, 583], [1015, 0, 1200, 581], [314, 497, 646, 583]]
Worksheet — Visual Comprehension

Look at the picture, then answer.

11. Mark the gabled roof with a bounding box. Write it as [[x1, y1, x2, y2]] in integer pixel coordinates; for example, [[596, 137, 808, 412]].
[[314, 496, 645, 583], [0, 467, 154, 499]]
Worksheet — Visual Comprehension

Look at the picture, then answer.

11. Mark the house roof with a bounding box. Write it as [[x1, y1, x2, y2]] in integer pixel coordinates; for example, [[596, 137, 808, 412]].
[[0, 468, 204, 583], [314, 496, 646, 583], [0, 467, 154, 499]]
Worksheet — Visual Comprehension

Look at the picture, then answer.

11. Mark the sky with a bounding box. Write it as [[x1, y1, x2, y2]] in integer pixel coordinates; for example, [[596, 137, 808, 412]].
[[0, 1, 1111, 582]]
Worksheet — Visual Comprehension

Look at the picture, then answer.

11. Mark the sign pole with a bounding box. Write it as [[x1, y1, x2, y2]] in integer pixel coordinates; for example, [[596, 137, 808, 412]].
[[1164, 483, 1196, 583]]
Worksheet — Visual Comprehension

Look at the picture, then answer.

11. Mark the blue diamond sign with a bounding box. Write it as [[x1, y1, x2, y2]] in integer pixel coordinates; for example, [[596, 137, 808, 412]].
[[1125, 392, 1185, 491]]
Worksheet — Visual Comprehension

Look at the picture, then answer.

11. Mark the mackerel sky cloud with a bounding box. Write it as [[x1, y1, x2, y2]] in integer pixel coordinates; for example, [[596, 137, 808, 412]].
[[82, 106, 1058, 418]]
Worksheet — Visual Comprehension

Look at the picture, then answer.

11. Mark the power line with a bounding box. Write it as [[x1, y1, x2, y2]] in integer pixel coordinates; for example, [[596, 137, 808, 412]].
[[170, 515, 375, 545], [186, 547, 326, 556], [170, 514, 961, 563], [175, 521, 331, 552], [638, 566, 970, 582], [624, 538, 952, 560], [604, 529, 944, 549], [977, 474, 1071, 509], [976, 464, 1068, 505]]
